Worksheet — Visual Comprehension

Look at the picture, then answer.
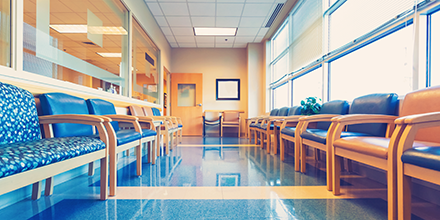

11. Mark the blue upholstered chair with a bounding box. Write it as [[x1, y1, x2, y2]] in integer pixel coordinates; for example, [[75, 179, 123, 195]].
[[387, 86, 440, 219], [87, 99, 157, 183], [141, 106, 178, 154], [258, 106, 296, 154], [329, 93, 399, 219], [0, 83, 109, 200], [152, 107, 183, 144], [249, 108, 279, 144], [296, 100, 350, 174]]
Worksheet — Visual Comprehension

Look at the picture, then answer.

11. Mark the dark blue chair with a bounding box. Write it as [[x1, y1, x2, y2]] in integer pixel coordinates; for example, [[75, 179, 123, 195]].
[[249, 108, 279, 144], [329, 93, 399, 219], [0, 83, 109, 200], [151, 107, 183, 144]]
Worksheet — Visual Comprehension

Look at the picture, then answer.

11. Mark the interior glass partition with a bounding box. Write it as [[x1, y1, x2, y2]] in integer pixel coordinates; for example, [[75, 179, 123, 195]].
[[132, 18, 159, 103], [0, 0, 10, 67], [23, 0, 129, 95]]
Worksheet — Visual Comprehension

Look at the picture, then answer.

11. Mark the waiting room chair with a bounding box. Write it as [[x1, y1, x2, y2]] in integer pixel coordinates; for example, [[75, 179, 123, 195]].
[[151, 107, 183, 144], [249, 109, 279, 144], [203, 111, 221, 136], [257, 106, 290, 154], [329, 93, 399, 219], [221, 110, 241, 137], [0, 82, 109, 200]]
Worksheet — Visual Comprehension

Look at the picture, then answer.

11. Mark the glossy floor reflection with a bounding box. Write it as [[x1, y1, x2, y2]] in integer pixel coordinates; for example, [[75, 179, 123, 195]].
[[0, 137, 437, 219]]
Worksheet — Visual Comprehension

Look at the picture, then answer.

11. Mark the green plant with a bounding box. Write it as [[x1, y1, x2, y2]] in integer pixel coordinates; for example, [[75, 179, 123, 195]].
[[300, 97, 322, 115]]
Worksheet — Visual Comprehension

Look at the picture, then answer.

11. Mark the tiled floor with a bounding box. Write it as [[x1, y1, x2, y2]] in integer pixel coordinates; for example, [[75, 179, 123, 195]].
[[0, 137, 438, 219]]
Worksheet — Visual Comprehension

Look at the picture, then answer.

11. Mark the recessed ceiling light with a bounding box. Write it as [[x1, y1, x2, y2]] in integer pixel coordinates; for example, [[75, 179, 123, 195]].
[[194, 27, 237, 36], [50, 24, 127, 35], [96, 52, 122, 58]]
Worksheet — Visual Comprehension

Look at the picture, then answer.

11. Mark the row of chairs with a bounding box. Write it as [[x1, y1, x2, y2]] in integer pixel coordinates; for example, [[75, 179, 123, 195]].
[[247, 86, 440, 219], [0, 82, 182, 201], [203, 111, 241, 137]]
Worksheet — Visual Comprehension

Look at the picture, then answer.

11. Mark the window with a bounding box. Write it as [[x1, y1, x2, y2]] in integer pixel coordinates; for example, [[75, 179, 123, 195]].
[[329, 0, 414, 51], [0, 0, 10, 67], [23, 0, 129, 95], [330, 25, 413, 101], [273, 83, 289, 109], [292, 67, 322, 106], [132, 19, 159, 103], [271, 54, 288, 83], [272, 22, 288, 60], [430, 11, 440, 86]]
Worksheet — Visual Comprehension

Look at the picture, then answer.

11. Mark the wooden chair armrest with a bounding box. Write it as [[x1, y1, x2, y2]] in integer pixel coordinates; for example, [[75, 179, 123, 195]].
[[299, 114, 340, 123], [331, 114, 398, 125], [39, 114, 108, 124], [395, 111, 440, 124]]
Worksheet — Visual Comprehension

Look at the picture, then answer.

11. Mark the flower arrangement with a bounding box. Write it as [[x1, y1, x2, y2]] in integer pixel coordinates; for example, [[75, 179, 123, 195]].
[[300, 97, 322, 115]]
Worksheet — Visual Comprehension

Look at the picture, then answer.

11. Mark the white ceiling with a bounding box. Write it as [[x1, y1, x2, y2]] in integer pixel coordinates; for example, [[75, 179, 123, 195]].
[[143, 0, 286, 48]]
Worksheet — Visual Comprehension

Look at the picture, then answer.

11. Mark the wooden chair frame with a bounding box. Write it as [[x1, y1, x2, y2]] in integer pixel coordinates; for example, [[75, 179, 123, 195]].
[[330, 114, 398, 219], [221, 111, 241, 137], [279, 116, 303, 166]]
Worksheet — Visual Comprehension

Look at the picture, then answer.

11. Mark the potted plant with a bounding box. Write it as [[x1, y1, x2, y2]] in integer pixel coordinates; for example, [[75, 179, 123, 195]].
[[300, 97, 322, 115]]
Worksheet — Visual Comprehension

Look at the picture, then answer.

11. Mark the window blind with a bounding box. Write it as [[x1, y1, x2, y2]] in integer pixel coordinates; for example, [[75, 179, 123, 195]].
[[290, 0, 323, 72], [329, 0, 415, 51]]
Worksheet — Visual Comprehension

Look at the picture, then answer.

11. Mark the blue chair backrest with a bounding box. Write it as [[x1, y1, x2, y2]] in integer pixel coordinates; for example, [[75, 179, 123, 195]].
[[347, 93, 399, 136], [269, 109, 279, 116], [277, 107, 290, 116], [86, 99, 119, 132], [151, 107, 161, 116], [0, 82, 41, 145], [39, 93, 93, 138], [288, 106, 302, 116], [316, 100, 350, 130]]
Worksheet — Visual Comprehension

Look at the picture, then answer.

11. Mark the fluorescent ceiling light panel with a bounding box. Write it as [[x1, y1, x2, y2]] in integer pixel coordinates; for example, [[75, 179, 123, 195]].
[[50, 25, 87, 33], [194, 27, 237, 36], [50, 25, 127, 35], [96, 52, 122, 58]]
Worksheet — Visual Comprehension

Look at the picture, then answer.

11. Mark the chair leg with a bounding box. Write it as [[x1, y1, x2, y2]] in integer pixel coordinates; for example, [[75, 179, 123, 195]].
[[88, 162, 94, 176], [332, 155, 342, 195], [136, 145, 142, 176], [100, 156, 108, 200], [254, 130, 257, 144], [398, 164, 412, 220], [32, 181, 42, 200], [267, 133, 271, 154], [109, 149, 117, 196], [300, 143, 306, 173], [238, 124, 240, 138], [44, 177, 54, 196], [280, 138, 285, 161], [165, 133, 170, 155]]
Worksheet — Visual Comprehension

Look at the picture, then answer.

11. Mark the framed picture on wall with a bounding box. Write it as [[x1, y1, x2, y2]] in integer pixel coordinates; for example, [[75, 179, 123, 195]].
[[216, 79, 240, 100]]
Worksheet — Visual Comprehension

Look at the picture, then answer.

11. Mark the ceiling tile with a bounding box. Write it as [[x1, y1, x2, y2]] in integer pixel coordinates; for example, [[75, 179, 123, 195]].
[[160, 3, 189, 16], [254, 36, 264, 42], [216, 44, 233, 48], [217, 0, 245, 2], [216, 36, 235, 43], [188, 3, 215, 16], [179, 42, 197, 47], [172, 27, 195, 36], [246, 0, 275, 3], [192, 17, 215, 27], [235, 37, 255, 43], [188, 0, 215, 2], [216, 17, 240, 27], [175, 36, 196, 43], [217, 4, 244, 16], [239, 17, 266, 27], [170, 42, 179, 47], [196, 37, 215, 43], [155, 16, 168, 26], [242, 4, 273, 17], [144, 0, 159, 2], [257, 27, 269, 37], [146, 3, 163, 16], [165, 35, 177, 43], [161, 27, 173, 35], [236, 27, 260, 36], [166, 17, 192, 27], [197, 43, 215, 47], [157, 0, 186, 2]]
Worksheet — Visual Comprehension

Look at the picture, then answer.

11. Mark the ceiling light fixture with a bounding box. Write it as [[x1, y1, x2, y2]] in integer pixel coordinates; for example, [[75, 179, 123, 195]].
[[194, 27, 237, 36], [50, 25, 127, 35], [96, 52, 122, 58]]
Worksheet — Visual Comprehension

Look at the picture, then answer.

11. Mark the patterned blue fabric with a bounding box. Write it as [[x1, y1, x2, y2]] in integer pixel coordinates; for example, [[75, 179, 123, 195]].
[[0, 136, 105, 179], [0, 82, 41, 145]]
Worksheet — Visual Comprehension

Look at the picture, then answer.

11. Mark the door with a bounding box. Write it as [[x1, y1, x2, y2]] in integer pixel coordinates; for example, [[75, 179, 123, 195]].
[[171, 73, 203, 136]]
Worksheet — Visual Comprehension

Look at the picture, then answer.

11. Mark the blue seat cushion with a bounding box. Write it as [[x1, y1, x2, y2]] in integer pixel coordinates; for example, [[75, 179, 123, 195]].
[[116, 130, 141, 146], [142, 129, 157, 137], [178, 124, 183, 128], [250, 123, 260, 128], [259, 124, 276, 130], [401, 145, 440, 172], [281, 127, 296, 137], [301, 129, 371, 145], [0, 136, 105, 179]]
